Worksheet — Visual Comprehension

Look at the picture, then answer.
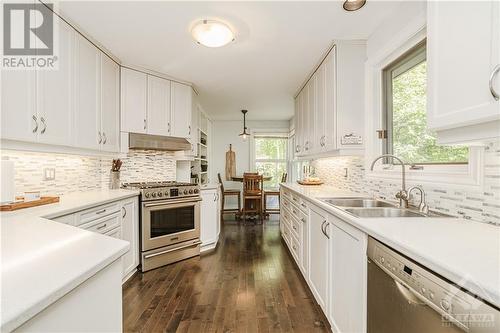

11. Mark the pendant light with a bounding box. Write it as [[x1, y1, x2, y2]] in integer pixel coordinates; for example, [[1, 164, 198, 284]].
[[239, 110, 250, 141]]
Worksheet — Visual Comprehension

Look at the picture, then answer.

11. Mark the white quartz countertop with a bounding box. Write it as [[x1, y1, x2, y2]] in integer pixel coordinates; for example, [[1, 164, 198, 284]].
[[0, 189, 140, 332], [281, 183, 500, 308]]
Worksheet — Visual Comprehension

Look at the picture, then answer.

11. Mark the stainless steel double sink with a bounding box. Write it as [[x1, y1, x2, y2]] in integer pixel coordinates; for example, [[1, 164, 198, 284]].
[[319, 197, 448, 218]]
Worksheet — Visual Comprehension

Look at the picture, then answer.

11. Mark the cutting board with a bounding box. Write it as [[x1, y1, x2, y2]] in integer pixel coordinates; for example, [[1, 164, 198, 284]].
[[0, 196, 60, 211], [297, 180, 324, 186], [225, 144, 236, 181]]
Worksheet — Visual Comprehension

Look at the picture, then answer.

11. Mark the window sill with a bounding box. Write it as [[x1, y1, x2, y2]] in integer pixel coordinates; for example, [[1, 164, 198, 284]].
[[365, 149, 483, 188]]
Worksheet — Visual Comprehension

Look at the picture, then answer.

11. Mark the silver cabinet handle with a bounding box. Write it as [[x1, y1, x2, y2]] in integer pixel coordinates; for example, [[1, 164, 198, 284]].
[[188, 125, 191, 135], [97, 223, 107, 230], [32, 115, 38, 133], [213, 193, 217, 202], [168, 122, 171, 133], [301, 217, 306, 223], [40, 117, 46, 134], [489, 64, 500, 101], [301, 202, 306, 208], [321, 220, 326, 235], [324, 222, 330, 239], [122, 206, 126, 218], [295, 145, 300, 153], [144, 119, 147, 130], [98, 131, 102, 144], [102, 132, 107, 144], [95, 208, 106, 214], [144, 241, 202, 259]]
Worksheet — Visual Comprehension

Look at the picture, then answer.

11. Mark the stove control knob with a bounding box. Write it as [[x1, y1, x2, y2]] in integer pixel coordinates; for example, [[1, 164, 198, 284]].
[[164, 191, 169, 197], [194, 189, 199, 193], [189, 189, 193, 194], [184, 190, 188, 195], [145, 192, 150, 198], [152, 192, 157, 197], [158, 192, 163, 197]]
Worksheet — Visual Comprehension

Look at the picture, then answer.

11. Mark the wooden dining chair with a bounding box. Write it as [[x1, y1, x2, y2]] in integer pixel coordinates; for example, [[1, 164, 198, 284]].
[[217, 173, 241, 221], [242, 174, 264, 223], [264, 173, 288, 217]]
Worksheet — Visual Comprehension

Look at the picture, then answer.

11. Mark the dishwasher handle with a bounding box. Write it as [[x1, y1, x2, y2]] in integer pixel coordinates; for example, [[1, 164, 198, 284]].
[[394, 280, 427, 306]]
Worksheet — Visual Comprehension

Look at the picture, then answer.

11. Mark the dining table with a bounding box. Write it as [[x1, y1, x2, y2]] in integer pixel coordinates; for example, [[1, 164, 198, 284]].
[[231, 175, 272, 182]]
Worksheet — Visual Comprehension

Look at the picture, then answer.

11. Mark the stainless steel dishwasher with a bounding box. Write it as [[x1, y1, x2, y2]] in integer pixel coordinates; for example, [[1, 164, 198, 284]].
[[367, 237, 499, 333]]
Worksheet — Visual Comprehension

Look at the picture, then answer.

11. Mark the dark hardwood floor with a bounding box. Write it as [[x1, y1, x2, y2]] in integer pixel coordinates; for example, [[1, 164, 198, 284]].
[[123, 216, 331, 333]]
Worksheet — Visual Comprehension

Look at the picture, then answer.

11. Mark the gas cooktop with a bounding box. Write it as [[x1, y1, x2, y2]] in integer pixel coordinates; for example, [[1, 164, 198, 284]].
[[122, 181, 200, 201]]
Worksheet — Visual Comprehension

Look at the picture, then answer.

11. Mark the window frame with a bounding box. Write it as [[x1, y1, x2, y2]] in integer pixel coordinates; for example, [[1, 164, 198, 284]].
[[250, 130, 289, 188], [382, 41, 468, 166], [364, 23, 483, 187]]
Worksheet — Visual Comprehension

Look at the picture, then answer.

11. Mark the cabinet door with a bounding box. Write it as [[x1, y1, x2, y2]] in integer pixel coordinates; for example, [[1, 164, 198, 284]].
[[299, 212, 308, 276], [323, 49, 337, 150], [36, 19, 74, 146], [315, 62, 326, 151], [306, 78, 316, 154], [74, 34, 100, 150], [100, 54, 120, 152], [121, 68, 147, 133], [1, 69, 37, 142], [170, 82, 192, 138], [121, 198, 139, 280], [329, 216, 367, 333], [427, 1, 500, 131], [147, 75, 171, 136], [308, 206, 329, 312], [200, 190, 217, 246]]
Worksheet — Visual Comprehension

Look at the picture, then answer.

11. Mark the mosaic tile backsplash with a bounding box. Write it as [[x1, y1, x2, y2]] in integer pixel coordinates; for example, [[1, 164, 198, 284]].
[[311, 141, 500, 226], [1, 149, 176, 196]]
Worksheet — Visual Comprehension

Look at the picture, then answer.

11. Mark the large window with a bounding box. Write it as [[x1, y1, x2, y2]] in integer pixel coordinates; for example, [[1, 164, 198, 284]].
[[254, 135, 287, 188], [383, 42, 468, 165]]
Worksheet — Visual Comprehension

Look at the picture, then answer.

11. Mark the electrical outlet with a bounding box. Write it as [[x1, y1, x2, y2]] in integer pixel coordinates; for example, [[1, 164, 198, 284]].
[[44, 168, 55, 181]]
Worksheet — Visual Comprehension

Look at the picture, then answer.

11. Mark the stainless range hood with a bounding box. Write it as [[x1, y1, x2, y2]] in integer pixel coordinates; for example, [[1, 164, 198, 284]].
[[128, 133, 191, 151]]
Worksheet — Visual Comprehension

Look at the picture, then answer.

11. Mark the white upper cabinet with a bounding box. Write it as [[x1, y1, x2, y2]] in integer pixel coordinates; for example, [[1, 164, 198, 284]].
[[36, 19, 74, 146], [295, 41, 365, 157], [427, 1, 500, 144], [121, 68, 147, 134], [74, 34, 101, 150], [1, 69, 37, 142], [147, 75, 171, 136], [170, 81, 192, 138], [100, 55, 120, 152]]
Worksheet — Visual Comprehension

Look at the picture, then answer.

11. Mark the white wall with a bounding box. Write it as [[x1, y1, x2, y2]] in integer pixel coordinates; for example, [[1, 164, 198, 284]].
[[366, 1, 426, 58], [212, 120, 289, 209]]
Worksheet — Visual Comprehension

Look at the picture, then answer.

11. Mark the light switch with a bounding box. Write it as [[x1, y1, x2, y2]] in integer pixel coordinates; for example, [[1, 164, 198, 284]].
[[44, 168, 55, 181]]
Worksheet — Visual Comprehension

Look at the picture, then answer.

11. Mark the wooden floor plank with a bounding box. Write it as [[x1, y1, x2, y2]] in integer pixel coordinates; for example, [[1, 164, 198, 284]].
[[123, 217, 330, 333]]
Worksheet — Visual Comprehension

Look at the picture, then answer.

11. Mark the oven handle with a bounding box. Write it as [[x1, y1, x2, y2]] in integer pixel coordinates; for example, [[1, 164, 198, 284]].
[[144, 241, 202, 259], [143, 197, 202, 207]]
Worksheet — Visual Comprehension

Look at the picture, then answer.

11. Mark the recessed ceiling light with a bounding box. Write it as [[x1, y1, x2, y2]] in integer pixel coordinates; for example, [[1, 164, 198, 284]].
[[191, 19, 235, 48], [343, 0, 366, 11]]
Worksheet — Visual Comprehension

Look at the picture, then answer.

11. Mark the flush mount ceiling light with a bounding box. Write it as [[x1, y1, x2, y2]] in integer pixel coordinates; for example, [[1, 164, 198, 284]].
[[343, 0, 366, 11], [191, 19, 235, 47], [239, 110, 250, 141]]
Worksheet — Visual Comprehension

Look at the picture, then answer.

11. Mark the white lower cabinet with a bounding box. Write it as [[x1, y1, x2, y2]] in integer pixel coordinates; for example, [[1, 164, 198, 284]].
[[120, 197, 139, 282], [280, 187, 368, 333], [50, 196, 140, 283], [329, 215, 368, 333], [307, 205, 330, 313], [200, 188, 221, 252]]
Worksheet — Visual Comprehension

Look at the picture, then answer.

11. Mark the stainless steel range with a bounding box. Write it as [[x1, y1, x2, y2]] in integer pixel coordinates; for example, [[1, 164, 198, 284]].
[[122, 181, 201, 272]]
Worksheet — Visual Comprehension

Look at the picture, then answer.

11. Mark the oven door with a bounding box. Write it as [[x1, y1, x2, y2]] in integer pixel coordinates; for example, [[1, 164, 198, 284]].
[[142, 197, 201, 252]]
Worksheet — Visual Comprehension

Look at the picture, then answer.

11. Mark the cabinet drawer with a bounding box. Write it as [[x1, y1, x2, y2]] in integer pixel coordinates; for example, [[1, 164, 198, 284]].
[[290, 216, 300, 239], [298, 198, 309, 212], [290, 193, 301, 206], [282, 197, 293, 211], [282, 224, 291, 245], [105, 226, 121, 239], [75, 202, 121, 226], [79, 212, 120, 234], [289, 204, 301, 221], [282, 189, 292, 199]]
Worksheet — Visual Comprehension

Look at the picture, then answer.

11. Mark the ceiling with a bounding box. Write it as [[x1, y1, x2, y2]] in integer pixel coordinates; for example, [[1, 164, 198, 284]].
[[58, 1, 405, 121]]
